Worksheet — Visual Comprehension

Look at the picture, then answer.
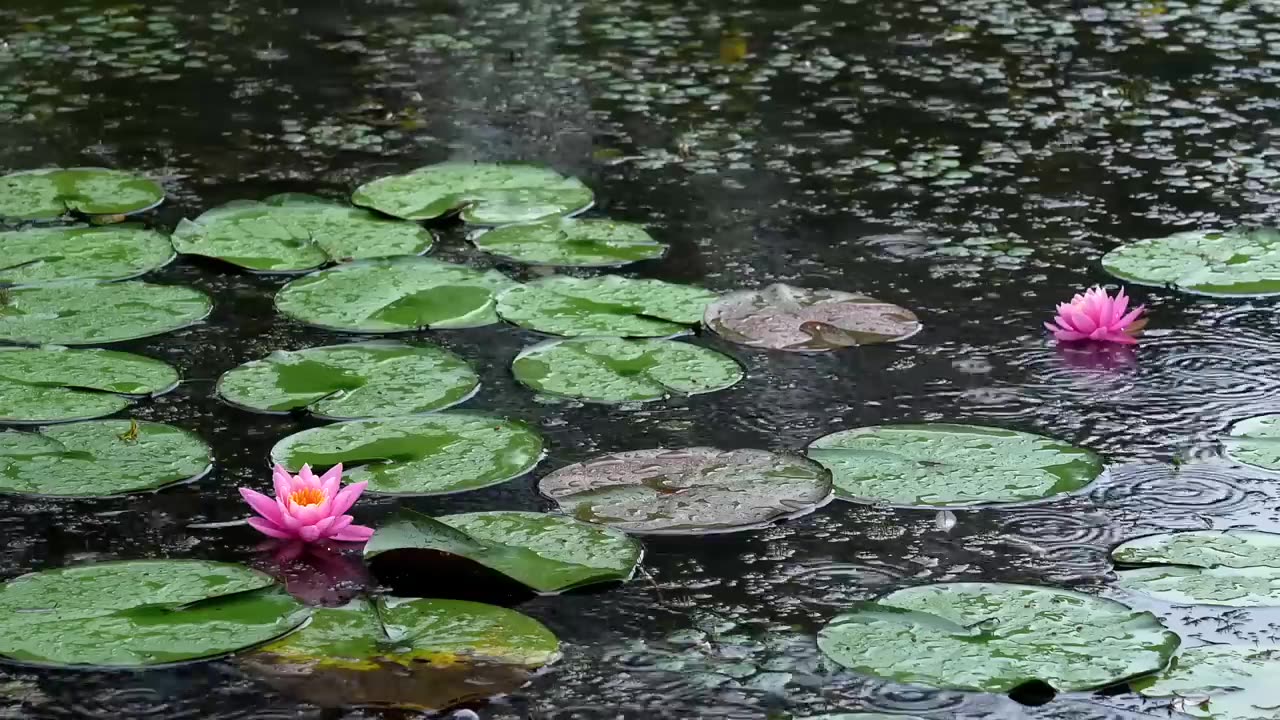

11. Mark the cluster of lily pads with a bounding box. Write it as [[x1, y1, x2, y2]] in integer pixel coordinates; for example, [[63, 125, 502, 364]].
[[1, 163, 1279, 717]]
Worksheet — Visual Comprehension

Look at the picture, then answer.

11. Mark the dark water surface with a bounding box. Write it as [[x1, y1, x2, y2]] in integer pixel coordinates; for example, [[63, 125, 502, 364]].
[[3, 0, 1280, 717]]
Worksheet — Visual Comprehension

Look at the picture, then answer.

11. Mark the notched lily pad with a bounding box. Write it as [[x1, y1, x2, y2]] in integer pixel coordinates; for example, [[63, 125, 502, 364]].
[[365, 509, 643, 595], [0, 346, 178, 424], [1113, 530, 1280, 607], [539, 447, 833, 534], [0, 560, 307, 667], [0, 168, 165, 221], [275, 257, 516, 332], [244, 596, 558, 711], [0, 281, 212, 346], [497, 275, 717, 337], [817, 582, 1179, 693], [472, 218, 666, 266], [0, 419, 212, 497], [172, 194, 433, 273], [512, 337, 743, 403], [0, 225, 174, 285], [1224, 414, 1280, 472], [704, 284, 921, 351], [1134, 645, 1280, 720], [269, 413, 544, 496], [216, 342, 478, 420], [352, 162, 593, 226], [806, 424, 1104, 507], [1102, 229, 1280, 296]]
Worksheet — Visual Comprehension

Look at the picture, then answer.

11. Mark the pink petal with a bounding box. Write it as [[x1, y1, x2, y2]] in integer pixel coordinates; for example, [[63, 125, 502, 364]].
[[1053, 329, 1089, 342], [1068, 307, 1098, 333], [272, 465, 293, 500], [319, 464, 343, 497], [239, 487, 286, 526], [298, 524, 322, 542], [1117, 306, 1145, 330], [322, 515, 354, 538], [298, 464, 318, 485], [330, 524, 375, 542], [329, 481, 367, 516], [275, 497, 304, 529], [248, 517, 296, 540], [291, 502, 328, 527], [310, 516, 337, 535]]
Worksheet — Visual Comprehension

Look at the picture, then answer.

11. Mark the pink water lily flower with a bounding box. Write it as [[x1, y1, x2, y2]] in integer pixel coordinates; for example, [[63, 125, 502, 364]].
[[1045, 286, 1148, 345], [239, 464, 374, 544]]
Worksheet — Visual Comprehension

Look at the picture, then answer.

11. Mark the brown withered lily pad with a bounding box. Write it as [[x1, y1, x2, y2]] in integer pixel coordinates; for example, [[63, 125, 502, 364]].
[[538, 447, 832, 535], [703, 284, 921, 352]]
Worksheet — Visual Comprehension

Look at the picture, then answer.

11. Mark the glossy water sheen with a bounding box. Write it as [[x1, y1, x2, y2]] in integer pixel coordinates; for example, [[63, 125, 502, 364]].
[[4, 0, 1280, 717]]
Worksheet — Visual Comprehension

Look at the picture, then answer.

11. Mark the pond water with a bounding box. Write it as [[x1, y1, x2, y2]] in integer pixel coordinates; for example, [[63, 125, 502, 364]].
[[3, 0, 1280, 717]]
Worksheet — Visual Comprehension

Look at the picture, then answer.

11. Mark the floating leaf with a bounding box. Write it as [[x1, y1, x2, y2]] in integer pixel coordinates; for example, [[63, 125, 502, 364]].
[[270, 413, 543, 496], [275, 257, 516, 332], [172, 194, 433, 273], [817, 582, 1179, 693], [244, 596, 558, 711], [365, 509, 643, 594], [352, 162, 593, 225], [0, 419, 211, 496], [1102, 229, 1280, 296], [806, 424, 1103, 507], [216, 342, 477, 420], [1113, 530, 1280, 607], [0, 168, 165, 221], [472, 218, 666, 266], [0, 281, 211, 345], [1224, 414, 1280, 471], [0, 225, 174, 285], [512, 337, 743, 403], [539, 448, 832, 534], [0, 346, 178, 424], [1133, 646, 1280, 720], [704, 284, 921, 351], [497, 276, 716, 337], [0, 560, 307, 667]]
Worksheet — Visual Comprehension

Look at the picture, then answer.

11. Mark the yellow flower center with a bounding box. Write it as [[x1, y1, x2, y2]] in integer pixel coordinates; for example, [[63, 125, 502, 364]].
[[289, 487, 326, 507]]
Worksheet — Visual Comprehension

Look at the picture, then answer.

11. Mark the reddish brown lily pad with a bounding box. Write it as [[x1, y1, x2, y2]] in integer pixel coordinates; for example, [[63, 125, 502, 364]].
[[538, 447, 832, 535], [703, 284, 921, 352]]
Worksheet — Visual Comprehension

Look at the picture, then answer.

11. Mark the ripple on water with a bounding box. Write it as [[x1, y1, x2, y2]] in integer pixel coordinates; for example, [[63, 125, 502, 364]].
[[1087, 462, 1266, 530]]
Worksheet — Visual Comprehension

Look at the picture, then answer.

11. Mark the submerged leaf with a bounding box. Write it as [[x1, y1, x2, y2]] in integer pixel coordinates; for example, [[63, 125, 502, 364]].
[[704, 284, 921, 351]]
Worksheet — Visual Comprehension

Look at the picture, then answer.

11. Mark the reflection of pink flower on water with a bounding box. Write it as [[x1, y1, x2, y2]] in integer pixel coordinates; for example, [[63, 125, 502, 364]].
[[1045, 286, 1147, 345], [239, 464, 374, 543], [1056, 342, 1138, 372], [255, 541, 369, 607]]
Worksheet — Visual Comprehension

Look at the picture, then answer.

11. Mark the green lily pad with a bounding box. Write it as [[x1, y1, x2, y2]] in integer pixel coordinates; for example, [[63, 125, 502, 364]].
[[1113, 530, 1280, 607], [704, 284, 922, 351], [275, 257, 516, 332], [497, 276, 717, 337], [806, 424, 1104, 507], [365, 509, 643, 593], [817, 582, 1179, 693], [0, 560, 307, 667], [539, 448, 833, 534], [269, 413, 544, 496], [0, 168, 165, 221], [512, 337, 743, 403], [0, 281, 212, 345], [0, 225, 174, 285], [244, 596, 558, 711], [216, 342, 477, 420], [472, 218, 667, 266], [1134, 646, 1280, 720], [0, 346, 178, 424], [352, 162, 593, 225], [1224, 414, 1280, 471], [0, 419, 212, 497], [172, 194, 433, 273], [1102, 229, 1280, 296]]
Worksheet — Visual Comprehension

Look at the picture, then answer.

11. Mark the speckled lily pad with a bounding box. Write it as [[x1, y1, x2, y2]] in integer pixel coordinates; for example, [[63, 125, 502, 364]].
[[0, 168, 165, 221], [704, 284, 921, 351], [0, 281, 212, 346], [496, 275, 716, 337], [1134, 645, 1280, 720], [472, 218, 666, 266], [1113, 530, 1280, 607], [1102, 229, 1280, 296], [0, 346, 178, 424], [1224, 414, 1280, 471], [352, 163, 593, 225], [0, 225, 174, 285]]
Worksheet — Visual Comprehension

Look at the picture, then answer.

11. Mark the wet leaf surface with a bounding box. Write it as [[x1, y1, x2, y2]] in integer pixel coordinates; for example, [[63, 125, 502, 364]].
[[172, 193, 433, 273], [806, 424, 1103, 507], [1114, 530, 1280, 607], [1223, 414, 1280, 471], [0, 346, 178, 423], [269, 413, 544, 496], [216, 341, 477, 419], [1133, 645, 1280, 720], [704, 284, 921, 351], [512, 337, 743, 403], [0, 225, 174, 285], [496, 275, 716, 337], [817, 583, 1179, 693], [1103, 230, 1280, 297], [472, 218, 667, 266], [0, 168, 164, 221], [539, 447, 832, 534], [0, 560, 306, 667], [0, 281, 212, 345]]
